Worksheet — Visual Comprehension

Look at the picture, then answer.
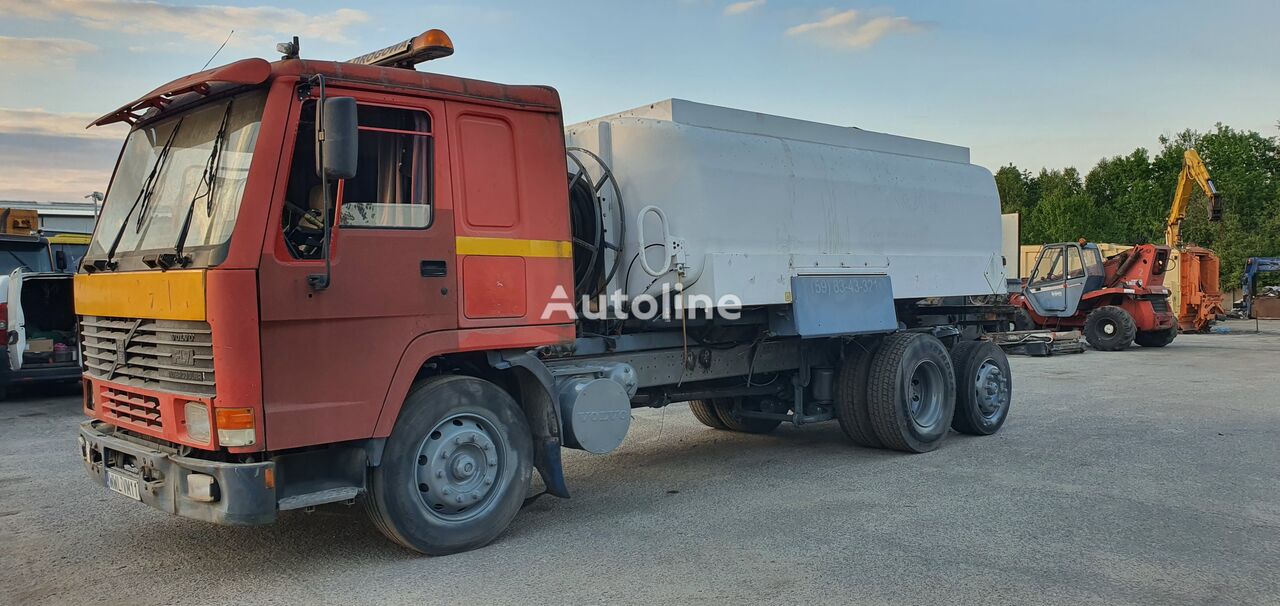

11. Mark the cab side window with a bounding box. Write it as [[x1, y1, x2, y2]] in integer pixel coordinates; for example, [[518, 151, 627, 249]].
[[280, 102, 433, 259], [338, 106, 433, 229], [1030, 248, 1064, 286], [281, 102, 327, 259], [1065, 246, 1084, 278]]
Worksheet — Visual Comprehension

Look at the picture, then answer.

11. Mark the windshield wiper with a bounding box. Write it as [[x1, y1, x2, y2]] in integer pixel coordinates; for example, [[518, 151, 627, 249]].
[[166, 100, 234, 268], [92, 118, 184, 272]]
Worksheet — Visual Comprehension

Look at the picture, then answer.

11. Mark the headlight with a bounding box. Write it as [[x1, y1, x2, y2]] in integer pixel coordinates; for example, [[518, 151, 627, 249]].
[[184, 401, 211, 444]]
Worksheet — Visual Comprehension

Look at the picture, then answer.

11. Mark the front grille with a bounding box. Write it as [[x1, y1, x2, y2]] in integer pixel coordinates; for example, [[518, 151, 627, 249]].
[[1150, 297, 1170, 314], [100, 386, 164, 430], [80, 316, 216, 396]]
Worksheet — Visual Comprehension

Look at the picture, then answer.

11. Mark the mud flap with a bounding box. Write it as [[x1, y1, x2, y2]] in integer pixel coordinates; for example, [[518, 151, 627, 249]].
[[488, 350, 570, 499]]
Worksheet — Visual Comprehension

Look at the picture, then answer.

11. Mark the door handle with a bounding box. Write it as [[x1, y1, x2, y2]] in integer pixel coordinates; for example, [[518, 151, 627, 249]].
[[420, 260, 448, 277]]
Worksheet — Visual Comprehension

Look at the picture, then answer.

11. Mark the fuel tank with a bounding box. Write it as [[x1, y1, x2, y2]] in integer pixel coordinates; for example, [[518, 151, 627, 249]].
[[565, 99, 1006, 308]]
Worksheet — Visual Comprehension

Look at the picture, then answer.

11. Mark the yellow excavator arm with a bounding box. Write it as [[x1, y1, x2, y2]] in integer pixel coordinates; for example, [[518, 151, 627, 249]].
[[1166, 149, 1222, 247]]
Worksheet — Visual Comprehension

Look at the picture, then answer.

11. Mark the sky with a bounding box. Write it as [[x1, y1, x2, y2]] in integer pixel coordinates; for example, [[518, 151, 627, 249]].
[[1, 0, 1277, 202]]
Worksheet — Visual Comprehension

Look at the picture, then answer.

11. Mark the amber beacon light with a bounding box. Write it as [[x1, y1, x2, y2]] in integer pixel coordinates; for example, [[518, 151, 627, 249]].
[[347, 29, 455, 68]]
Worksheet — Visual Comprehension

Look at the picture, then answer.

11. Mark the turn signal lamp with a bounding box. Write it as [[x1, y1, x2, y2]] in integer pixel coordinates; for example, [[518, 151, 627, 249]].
[[348, 29, 454, 68], [215, 407, 257, 446]]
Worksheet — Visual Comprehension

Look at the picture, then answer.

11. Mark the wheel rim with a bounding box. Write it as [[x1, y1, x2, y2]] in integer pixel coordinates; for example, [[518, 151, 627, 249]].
[[973, 359, 1009, 420], [415, 413, 504, 521], [907, 360, 945, 431], [1102, 321, 1116, 336]]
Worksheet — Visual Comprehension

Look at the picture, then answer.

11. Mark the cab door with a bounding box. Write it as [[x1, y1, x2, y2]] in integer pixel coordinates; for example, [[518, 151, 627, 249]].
[[257, 94, 457, 450], [1023, 244, 1087, 317]]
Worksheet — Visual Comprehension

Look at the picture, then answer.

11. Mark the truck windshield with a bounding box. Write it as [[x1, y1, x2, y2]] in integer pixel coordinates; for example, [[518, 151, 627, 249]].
[[0, 241, 53, 273], [88, 90, 267, 263]]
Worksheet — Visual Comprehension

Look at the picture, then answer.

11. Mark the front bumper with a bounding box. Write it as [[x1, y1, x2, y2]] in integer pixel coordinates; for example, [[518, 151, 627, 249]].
[[78, 420, 276, 525]]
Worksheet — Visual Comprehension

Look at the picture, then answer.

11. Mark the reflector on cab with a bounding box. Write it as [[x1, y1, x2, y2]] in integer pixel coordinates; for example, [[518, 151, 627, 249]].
[[348, 29, 454, 68]]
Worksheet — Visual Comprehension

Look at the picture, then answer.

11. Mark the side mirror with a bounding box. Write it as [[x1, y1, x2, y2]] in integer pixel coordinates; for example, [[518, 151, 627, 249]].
[[54, 250, 68, 271], [318, 97, 358, 180]]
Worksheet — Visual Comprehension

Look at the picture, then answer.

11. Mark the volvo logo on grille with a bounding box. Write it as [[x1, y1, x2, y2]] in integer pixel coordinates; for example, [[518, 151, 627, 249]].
[[170, 333, 198, 342], [171, 348, 196, 366]]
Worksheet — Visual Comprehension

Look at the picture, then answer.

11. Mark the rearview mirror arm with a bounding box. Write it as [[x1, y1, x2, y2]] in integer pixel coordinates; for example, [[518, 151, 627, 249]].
[[307, 74, 332, 291]]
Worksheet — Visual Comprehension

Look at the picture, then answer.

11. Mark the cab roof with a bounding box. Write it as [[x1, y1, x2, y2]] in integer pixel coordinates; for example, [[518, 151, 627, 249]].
[[91, 57, 562, 127]]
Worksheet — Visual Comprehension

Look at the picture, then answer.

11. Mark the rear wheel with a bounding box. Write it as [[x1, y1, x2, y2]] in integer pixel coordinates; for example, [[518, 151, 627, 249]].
[[712, 397, 781, 434], [835, 342, 882, 448], [1084, 305, 1136, 351], [687, 399, 728, 429], [866, 332, 956, 453], [365, 375, 532, 555], [949, 341, 1012, 435], [1135, 324, 1178, 348]]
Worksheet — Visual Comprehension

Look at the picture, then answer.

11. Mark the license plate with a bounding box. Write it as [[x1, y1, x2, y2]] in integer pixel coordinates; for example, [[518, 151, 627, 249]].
[[107, 470, 142, 501]]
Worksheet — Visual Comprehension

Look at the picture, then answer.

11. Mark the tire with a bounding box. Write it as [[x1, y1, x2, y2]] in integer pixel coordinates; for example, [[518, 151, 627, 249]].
[[949, 341, 1012, 436], [1010, 307, 1037, 332], [1084, 305, 1136, 351], [835, 342, 883, 448], [365, 375, 533, 555], [712, 397, 781, 434], [1134, 324, 1177, 348], [866, 332, 956, 453], [688, 399, 728, 429]]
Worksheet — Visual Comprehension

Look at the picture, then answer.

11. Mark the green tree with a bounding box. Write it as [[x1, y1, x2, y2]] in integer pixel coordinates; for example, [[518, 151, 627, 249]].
[[994, 165, 1033, 216], [1023, 168, 1095, 243], [994, 122, 1280, 289], [1084, 149, 1160, 243]]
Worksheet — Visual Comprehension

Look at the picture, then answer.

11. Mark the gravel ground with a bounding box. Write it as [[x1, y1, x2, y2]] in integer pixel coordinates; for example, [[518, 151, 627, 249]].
[[2, 320, 1279, 605]]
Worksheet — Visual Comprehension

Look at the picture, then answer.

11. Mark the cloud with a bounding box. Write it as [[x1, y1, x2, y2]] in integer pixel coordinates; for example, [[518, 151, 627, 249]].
[[724, 0, 765, 16], [0, 108, 126, 140], [785, 9, 924, 50], [0, 109, 127, 201], [11, 0, 371, 47], [0, 35, 97, 66], [0, 132, 122, 202], [0, 166, 114, 202]]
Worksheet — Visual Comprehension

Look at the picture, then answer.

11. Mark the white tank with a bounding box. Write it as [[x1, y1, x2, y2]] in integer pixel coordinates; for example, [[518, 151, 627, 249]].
[[565, 99, 1006, 307]]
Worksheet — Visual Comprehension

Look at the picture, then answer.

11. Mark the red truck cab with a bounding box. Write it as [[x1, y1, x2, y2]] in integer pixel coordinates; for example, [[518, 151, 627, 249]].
[[77, 36, 576, 536]]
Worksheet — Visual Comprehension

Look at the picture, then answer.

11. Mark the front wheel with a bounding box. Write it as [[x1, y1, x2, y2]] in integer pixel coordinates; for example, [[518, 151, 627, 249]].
[[365, 375, 533, 555], [1010, 306, 1037, 332], [1084, 305, 1136, 351]]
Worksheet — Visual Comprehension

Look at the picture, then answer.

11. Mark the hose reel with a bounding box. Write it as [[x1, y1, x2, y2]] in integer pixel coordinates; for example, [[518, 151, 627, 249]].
[[566, 147, 625, 299]]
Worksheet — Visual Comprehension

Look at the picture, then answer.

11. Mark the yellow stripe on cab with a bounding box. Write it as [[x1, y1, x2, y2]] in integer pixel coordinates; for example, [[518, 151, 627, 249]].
[[74, 270, 206, 321], [455, 236, 572, 258]]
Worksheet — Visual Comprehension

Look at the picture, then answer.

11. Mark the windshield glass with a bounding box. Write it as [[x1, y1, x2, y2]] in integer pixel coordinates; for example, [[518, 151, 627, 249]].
[[0, 242, 53, 274], [89, 90, 267, 260]]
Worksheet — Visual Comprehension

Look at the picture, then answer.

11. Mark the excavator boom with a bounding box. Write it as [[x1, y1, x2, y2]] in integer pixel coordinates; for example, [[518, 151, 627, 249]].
[[1166, 149, 1222, 247]]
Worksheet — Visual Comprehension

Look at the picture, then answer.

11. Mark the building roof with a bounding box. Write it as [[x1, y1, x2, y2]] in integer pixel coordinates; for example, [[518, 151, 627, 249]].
[[0, 201, 99, 216]]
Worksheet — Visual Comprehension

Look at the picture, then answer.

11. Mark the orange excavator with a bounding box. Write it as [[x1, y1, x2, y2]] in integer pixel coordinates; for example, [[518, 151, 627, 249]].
[[1164, 149, 1224, 332]]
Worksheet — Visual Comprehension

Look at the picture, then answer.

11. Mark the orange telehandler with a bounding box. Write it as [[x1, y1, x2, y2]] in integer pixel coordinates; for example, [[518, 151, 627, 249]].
[[1010, 241, 1178, 350]]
